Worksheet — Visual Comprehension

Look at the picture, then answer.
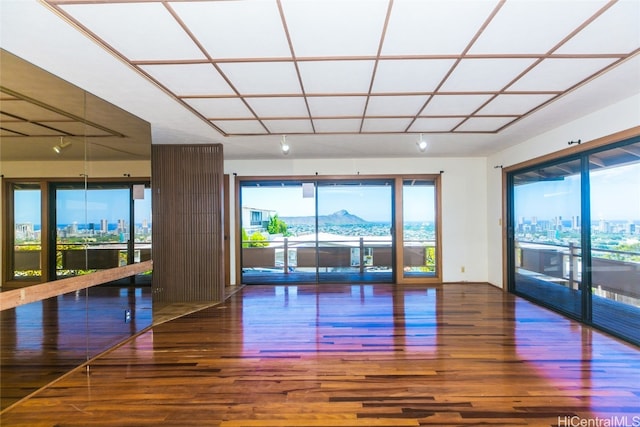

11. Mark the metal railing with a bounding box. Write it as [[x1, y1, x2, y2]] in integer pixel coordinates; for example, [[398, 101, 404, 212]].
[[516, 239, 640, 299], [242, 237, 436, 274]]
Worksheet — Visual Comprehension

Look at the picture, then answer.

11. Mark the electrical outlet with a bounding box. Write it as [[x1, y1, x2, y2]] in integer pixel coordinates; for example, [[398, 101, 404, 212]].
[[124, 309, 132, 323], [461, 266, 465, 273]]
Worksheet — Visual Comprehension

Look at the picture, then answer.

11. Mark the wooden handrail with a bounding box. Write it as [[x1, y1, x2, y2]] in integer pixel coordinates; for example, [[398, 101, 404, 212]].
[[0, 260, 153, 311]]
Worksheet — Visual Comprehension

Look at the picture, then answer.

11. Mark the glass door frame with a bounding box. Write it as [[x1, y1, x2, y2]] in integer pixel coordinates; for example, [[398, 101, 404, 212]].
[[3, 180, 50, 285], [395, 175, 442, 284], [235, 174, 442, 285], [505, 131, 640, 345], [506, 155, 586, 319], [49, 180, 151, 281]]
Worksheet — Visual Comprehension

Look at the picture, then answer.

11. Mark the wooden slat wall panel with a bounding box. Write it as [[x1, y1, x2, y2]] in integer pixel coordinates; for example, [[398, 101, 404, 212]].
[[151, 144, 224, 304]]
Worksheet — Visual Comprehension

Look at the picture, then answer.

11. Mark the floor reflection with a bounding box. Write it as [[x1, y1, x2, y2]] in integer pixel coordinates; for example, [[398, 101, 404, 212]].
[[2, 284, 639, 426], [0, 286, 151, 410], [240, 285, 439, 354]]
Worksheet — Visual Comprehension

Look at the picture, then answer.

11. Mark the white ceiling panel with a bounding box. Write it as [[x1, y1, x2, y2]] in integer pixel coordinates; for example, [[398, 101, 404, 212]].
[[264, 119, 314, 134], [218, 62, 302, 95], [141, 64, 234, 96], [382, 0, 499, 55], [313, 119, 363, 133], [372, 59, 456, 93], [299, 61, 375, 94], [440, 58, 537, 92], [556, 0, 640, 54], [245, 97, 309, 118], [61, 3, 205, 61], [455, 116, 515, 132], [421, 94, 493, 116], [366, 95, 427, 117], [408, 117, 464, 133], [171, 1, 291, 59], [469, 0, 608, 54], [307, 97, 367, 117], [214, 120, 267, 135], [477, 94, 556, 116], [509, 58, 618, 91], [361, 118, 412, 132], [19, 0, 640, 159], [282, 0, 388, 57], [185, 98, 254, 119]]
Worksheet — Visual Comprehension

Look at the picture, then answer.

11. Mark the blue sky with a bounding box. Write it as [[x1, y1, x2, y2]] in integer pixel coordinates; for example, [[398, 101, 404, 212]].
[[14, 188, 152, 225], [15, 161, 637, 228], [515, 162, 640, 221], [241, 183, 436, 223]]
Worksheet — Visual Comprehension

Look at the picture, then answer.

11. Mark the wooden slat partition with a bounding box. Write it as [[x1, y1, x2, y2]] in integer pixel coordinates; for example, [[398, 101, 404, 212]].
[[0, 260, 152, 310], [151, 144, 224, 304]]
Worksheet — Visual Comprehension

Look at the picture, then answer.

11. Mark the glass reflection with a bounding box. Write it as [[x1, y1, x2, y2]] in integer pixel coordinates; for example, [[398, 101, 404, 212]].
[[0, 286, 151, 410], [512, 158, 583, 317]]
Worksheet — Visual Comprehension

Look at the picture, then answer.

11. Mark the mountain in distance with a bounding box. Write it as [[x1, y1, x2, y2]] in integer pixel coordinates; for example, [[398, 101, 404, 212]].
[[280, 209, 368, 226]]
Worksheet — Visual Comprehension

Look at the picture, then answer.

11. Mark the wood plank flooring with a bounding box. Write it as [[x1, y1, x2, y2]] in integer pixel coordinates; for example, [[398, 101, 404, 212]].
[[2, 284, 639, 426]]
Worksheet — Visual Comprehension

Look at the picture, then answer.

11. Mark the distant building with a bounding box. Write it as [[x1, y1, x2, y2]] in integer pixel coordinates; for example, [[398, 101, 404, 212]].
[[242, 207, 275, 234], [15, 223, 35, 240]]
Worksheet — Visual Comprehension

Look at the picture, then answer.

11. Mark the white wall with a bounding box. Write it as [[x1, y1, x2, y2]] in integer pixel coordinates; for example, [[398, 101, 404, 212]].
[[486, 94, 640, 288], [224, 156, 488, 285]]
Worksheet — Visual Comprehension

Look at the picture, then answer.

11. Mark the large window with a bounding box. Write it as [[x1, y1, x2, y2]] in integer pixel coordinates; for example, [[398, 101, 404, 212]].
[[507, 136, 640, 345], [53, 182, 152, 281], [11, 184, 42, 281], [238, 175, 440, 285], [4, 180, 151, 286], [401, 179, 438, 280]]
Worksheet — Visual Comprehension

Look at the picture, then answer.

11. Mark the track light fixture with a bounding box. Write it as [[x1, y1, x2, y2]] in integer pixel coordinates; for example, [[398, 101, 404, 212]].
[[53, 136, 72, 154], [280, 135, 290, 155], [416, 134, 427, 152]]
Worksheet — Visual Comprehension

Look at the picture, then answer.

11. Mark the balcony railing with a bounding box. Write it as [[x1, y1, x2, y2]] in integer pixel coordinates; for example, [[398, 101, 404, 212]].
[[516, 240, 640, 301], [242, 237, 436, 275], [12, 243, 151, 278]]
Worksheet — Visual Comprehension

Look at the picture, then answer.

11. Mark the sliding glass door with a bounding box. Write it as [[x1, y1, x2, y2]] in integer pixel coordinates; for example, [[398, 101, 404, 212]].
[[508, 136, 640, 345], [52, 182, 151, 282], [240, 181, 317, 283], [239, 175, 442, 285], [240, 179, 394, 284], [401, 179, 438, 281], [511, 158, 583, 317], [588, 141, 640, 344], [316, 180, 393, 283]]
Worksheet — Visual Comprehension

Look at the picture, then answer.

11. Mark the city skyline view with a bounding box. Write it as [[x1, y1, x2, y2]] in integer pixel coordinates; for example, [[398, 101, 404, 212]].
[[515, 162, 640, 222], [14, 187, 152, 227], [13, 161, 639, 230]]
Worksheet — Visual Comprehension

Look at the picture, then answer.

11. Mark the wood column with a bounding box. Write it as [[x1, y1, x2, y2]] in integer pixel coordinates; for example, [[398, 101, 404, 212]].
[[151, 144, 224, 304]]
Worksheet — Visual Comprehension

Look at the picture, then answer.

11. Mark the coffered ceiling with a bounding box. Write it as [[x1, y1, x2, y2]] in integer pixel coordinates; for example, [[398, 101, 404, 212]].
[[2, 0, 639, 159]]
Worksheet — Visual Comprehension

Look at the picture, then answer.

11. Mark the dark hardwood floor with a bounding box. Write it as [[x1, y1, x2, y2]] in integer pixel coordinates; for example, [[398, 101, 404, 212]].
[[1, 283, 639, 426]]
